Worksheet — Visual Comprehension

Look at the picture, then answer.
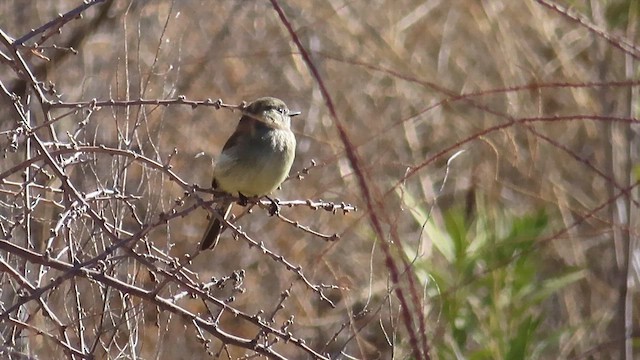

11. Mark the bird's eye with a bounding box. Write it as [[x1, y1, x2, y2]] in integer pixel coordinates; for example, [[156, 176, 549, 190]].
[[277, 107, 286, 114]]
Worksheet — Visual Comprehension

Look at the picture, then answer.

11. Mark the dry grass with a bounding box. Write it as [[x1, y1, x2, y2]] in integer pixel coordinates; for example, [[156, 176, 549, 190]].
[[0, 0, 638, 359]]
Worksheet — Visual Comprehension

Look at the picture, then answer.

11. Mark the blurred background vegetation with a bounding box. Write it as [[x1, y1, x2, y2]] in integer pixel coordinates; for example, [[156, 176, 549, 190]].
[[1, 0, 639, 359]]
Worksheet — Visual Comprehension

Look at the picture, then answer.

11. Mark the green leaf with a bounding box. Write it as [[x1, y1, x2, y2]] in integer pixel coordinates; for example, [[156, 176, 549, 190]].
[[395, 187, 455, 262], [506, 315, 542, 360], [533, 269, 586, 303]]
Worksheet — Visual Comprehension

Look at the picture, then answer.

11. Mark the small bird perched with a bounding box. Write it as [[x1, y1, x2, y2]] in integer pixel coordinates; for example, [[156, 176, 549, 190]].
[[200, 97, 299, 250]]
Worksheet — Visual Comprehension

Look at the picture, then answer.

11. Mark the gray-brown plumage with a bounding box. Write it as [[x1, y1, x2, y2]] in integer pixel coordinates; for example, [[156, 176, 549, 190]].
[[200, 97, 299, 250]]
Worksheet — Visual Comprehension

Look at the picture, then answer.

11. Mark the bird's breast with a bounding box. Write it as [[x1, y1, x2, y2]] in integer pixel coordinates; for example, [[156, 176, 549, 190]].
[[213, 128, 296, 196]]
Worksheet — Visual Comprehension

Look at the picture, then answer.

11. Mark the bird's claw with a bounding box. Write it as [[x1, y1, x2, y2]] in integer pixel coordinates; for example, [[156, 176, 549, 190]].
[[267, 196, 280, 216], [237, 192, 249, 206]]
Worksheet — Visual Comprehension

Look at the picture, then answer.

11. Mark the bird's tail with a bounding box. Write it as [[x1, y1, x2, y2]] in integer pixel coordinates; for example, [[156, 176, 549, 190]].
[[200, 201, 233, 250]]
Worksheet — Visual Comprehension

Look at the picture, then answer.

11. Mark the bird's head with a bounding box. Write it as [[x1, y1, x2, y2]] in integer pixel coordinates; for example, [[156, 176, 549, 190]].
[[242, 97, 300, 129]]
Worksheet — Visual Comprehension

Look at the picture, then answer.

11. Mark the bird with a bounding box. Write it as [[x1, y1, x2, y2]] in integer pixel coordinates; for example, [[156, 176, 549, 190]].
[[199, 97, 299, 250]]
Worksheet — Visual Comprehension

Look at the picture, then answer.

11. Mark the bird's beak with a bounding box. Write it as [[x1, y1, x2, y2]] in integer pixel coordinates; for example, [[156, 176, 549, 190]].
[[288, 111, 301, 117]]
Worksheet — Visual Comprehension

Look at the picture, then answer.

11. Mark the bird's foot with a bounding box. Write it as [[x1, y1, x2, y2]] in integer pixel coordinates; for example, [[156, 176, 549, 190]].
[[237, 192, 250, 207], [266, 196, 280, 216]]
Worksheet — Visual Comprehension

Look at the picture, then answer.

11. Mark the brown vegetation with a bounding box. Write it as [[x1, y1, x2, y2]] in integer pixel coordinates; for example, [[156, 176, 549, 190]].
[[0, 1, 638, 359]]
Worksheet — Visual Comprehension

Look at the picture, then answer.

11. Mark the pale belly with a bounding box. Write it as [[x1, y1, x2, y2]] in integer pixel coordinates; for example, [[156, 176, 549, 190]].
[[213, 129, 295, 196]]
